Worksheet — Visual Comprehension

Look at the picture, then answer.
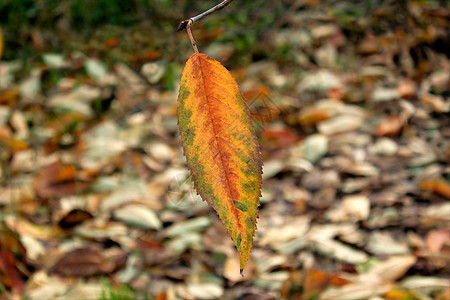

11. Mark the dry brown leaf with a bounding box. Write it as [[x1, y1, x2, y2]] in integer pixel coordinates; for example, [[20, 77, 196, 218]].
[[0, 249, 25, 295], [320, 283, 388, 300], [357, 34, 380, 55], [375, 115, 403, 136], [436, 288, 450, 300], [426, 229, 450, 253], [34, 160, 89, 198], [25, 270, 69, 299], [0, 183, 35, 206], [397, 78, 417, 99], [49, 247, 116, 277], [303, 270, 330, 299], [420, 93, 450, 113], [401, 276, 450, 293], [298, 107, 331, 126], [419, 179, 450, 198], [57, 209, 93, 229], [113, 204, 162, 230], [358, 256, 416, 285], [0, 88, 19, 106], [261, 126, 300, 148], [223, 255, 247, 282], [318, 115, 364, 135], [383, 289, 414, 300], [1, 137, 30, 153], [5, 217, 63, 241], [310, 238, 368, 264], [186, 283, 224, 299], [327, 87, 346, 100], [60, 282, 103, 299]]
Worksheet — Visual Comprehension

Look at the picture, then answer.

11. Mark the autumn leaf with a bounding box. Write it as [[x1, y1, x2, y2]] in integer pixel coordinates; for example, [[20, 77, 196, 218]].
[[419, 179, 450, 199], [0, 225, 26, 295], [177, 52, 262, 273], [298, 107, 331, 126], [0, 249, 25, 295], [48, 247, 122, 277], [58, 209, 93, 229], [0, 88, 20, 106], [375, 115, 403, 136], [33, 160, 89, 198]]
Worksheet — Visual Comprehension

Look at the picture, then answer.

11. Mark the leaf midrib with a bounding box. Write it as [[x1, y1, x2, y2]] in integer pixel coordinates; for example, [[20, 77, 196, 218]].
[[196, 54, 244, 232]]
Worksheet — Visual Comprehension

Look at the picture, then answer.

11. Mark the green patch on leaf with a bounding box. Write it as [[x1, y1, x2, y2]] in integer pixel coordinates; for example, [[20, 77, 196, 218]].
[[234, 200, 248, 212]]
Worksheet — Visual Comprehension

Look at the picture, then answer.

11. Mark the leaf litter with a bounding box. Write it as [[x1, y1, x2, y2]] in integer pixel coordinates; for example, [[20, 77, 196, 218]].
[[0, 1, 449, 299]]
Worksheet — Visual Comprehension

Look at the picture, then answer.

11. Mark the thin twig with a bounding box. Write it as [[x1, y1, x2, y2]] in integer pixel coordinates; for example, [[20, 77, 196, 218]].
[[186, 20, 199, 53], [177, 0, 235, 31]]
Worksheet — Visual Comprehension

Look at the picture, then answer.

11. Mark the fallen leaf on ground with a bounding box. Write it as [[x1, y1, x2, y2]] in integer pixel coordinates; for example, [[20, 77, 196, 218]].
[[34, 160, 89, 198], [49, 247, 118, 277], [426, 229, 450, 253], [375, 115, 404, 136], [419, 179, 450, 198]]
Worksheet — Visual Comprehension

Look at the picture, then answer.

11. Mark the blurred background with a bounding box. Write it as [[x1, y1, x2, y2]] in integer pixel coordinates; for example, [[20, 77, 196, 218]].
[[0, 0, 449, 299]]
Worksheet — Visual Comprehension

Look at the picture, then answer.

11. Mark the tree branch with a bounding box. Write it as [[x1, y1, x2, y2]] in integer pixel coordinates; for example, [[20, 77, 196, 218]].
[[177, 0, 235, 32]]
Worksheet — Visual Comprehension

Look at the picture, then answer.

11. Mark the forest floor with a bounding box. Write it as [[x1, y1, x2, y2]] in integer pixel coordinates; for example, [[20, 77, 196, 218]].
[[0, 1, 449, 299]]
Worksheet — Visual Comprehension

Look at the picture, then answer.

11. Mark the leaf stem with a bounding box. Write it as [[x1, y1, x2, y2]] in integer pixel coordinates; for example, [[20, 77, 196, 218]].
[[186, 20, 199, 53], [177, 0, 235, 32]]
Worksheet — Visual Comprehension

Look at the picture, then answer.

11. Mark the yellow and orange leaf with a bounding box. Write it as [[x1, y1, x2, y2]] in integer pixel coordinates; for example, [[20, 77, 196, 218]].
[[177, 53, 262, 273], [419, 179, 450, 199]]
